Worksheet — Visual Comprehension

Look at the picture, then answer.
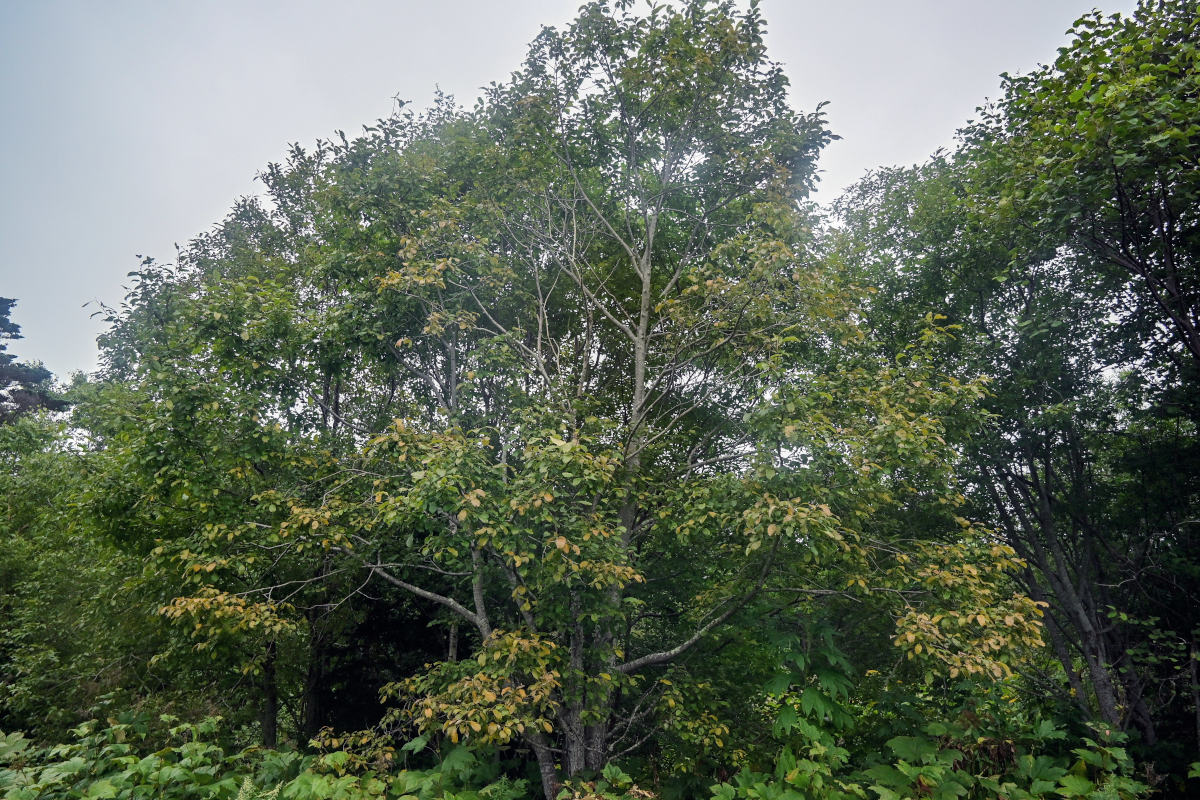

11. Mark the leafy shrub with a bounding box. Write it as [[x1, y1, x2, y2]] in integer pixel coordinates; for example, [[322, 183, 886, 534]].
[[0, 715, 536, 800], [709, 721, 1150, 800]]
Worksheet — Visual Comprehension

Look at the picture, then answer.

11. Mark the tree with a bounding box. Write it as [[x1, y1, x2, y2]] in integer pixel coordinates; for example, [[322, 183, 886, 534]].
[[968, 0, 1200, 389], [89, 3, 1042, 797], [960, 0, 1200, 760], [0, 408, 181, 741], [0, 299, 67, 423], [835, 1, 1200, 775]]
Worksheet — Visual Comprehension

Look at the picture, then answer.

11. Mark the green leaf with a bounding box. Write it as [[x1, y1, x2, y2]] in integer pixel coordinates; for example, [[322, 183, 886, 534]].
[[400, 735, 429, 754], [85, 780, 119, 799], [887, 736, 938, 764], [1056, 774, 1095, 797]]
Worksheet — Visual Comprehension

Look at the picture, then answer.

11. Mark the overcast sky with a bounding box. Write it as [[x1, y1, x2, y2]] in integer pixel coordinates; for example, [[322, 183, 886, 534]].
[[0, 0, 1134, 377]]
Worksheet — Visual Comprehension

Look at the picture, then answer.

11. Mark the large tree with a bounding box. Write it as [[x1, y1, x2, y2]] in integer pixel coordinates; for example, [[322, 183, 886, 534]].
[[89, 3, 1041, 796], [970, 0, 1200, 387], [836, 0, 1200, 776]]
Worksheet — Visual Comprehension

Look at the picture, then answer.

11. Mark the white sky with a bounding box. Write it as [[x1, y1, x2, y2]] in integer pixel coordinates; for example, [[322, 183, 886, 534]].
[[0, 0, 1134, 377]]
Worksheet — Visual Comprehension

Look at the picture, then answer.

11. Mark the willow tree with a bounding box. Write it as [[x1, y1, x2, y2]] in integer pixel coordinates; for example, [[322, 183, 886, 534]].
[[95, 2, 1041, 796]]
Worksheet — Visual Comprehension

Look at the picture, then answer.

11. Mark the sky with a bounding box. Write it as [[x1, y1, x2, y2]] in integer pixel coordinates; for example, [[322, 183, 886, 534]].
[[0, 0, 1135, 378]]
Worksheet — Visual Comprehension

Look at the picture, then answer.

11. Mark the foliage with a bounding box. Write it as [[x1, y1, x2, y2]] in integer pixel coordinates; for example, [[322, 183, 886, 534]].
[[21, 711, 1146, 800], [709, 723, 1150, 800], [834, 0, 1200, 788], [967, 0, 1200, 382], [0, 298, 67, 423], [67, 3, 1048, 798], [0, 715, 530, 800], [0, 411, 178, 741], [14, 0, 1200, 798]]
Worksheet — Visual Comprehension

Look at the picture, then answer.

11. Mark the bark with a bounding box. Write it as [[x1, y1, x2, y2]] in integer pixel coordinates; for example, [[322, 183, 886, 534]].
[[1081, 626, 1122, 727], [563, 710, 586, 777], [584, 721, 609, 772], [563, 592, 588, 777], [529, 732, 561, 800], [983, 457, 1125, 726], [1028, 575, 1091, 716], [447, 622, 459, 662]]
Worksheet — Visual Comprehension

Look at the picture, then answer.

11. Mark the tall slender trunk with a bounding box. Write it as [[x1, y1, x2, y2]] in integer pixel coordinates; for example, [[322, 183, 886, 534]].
[[1029, 577, 1090, 716], [529, 733, 561, 800], [563, 593, 588, 776], [562, 234, 655, 780], [984, 458, 1124, 727], [1080, 628, 1121, 727]]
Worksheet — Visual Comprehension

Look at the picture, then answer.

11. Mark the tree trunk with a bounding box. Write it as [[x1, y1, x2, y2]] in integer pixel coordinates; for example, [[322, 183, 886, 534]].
[[584, 719, 609, 772], [1032, 579, 1091, 716], [529, 733, 561, 800], [563, 593, 588, 776], [1080, 630, 1121, 727], [983, 458, 1125, 727]]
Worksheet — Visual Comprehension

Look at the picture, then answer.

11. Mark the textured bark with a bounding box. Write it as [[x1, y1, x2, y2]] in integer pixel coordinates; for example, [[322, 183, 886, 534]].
[[529, 733, 561, 800]]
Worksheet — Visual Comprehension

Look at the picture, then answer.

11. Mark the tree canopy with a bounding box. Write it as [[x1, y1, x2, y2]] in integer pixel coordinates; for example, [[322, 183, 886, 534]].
[[0, 298, 67, 423], [2, 2, 1197, 799], [837, 0, 1200, 782]]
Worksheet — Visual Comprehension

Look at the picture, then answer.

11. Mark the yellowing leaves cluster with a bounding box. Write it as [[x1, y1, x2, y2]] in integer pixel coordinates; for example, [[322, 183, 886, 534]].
[[886, 537, 1046, 679], [387, 631, 563, 747]]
